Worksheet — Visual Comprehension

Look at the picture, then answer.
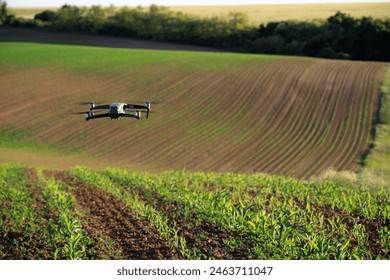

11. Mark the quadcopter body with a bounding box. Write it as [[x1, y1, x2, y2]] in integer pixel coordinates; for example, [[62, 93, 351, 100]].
[[77, 101, 154, 121]]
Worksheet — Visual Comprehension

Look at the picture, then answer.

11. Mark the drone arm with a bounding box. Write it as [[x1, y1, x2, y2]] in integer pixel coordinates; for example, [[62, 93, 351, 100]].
[[88, 113, 110, 119], [123, 112, 141, 119], [92, 105, 110, 110], [126, 104, 148, 110]]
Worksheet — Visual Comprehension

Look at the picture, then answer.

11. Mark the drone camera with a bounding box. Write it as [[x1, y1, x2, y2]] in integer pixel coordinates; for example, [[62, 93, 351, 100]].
[[135, 111, 141, 119]]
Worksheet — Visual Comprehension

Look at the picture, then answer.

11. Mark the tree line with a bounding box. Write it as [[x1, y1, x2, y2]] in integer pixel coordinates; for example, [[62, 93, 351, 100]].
[[1, 2, 390, 61]]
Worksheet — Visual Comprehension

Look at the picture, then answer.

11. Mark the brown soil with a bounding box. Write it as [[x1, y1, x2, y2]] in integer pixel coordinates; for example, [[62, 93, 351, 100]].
[[0, 27, 387, 179], [44, 171, 181, 259], [1, 168, 387, 259], [128, 185, 253, 259], [43, 170, 256, 259]]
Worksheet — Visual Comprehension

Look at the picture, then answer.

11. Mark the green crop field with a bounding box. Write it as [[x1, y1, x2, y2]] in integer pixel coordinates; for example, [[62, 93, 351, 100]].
[[1, 164, 389, 260], [169, 3, 390, 24], [0, 30, 389, 260]]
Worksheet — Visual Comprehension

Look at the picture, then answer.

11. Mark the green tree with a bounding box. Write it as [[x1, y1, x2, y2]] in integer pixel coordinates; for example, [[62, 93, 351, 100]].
[[52, 5, 85, 32], [82, 5, 107, 33], [34, 10, 56, 23], [0, 1, 9, 25], [0, 1, 17, 26]]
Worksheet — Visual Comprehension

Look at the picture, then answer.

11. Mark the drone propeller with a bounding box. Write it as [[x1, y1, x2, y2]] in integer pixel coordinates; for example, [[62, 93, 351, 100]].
[[77, 101, 110, 111], [126, 100, 160, 106], [72, 110, 102, 115], [127, 99, 159, 103], [77, 101, 104, 105], [71, 112, 88, 115], [145, 100, 160, 105]]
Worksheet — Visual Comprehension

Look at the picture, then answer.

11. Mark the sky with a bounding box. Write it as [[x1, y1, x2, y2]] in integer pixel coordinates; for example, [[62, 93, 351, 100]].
[[5, 0, 390, 8]]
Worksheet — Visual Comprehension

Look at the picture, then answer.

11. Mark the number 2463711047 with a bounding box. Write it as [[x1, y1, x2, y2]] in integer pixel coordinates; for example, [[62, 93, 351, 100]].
[[209, 266, 273, 276]]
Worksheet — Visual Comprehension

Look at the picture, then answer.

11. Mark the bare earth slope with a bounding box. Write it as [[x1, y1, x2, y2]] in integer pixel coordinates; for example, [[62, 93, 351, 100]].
[[0, 29, 387, 178]]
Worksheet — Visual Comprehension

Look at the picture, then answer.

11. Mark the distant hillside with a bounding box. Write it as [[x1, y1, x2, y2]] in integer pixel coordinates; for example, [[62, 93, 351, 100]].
[[0, 40, 386, 178]]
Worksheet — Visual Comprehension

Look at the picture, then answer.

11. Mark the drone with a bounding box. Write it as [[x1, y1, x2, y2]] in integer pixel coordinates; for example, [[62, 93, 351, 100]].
[[75, 101, 155, 121]]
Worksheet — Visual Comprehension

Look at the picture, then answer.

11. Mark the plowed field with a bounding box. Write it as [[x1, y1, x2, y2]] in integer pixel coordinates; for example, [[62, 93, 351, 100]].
[[0, 39, 387, 178]]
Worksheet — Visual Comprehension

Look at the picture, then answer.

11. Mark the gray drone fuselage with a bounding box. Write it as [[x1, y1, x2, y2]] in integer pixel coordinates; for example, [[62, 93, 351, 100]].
[[109, 102, 127, 118], [82, 101, 151, 121]]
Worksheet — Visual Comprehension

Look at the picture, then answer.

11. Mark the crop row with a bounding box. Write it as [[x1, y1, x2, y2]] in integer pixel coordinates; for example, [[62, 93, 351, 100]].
[[1, 43, 387, 178], [0, 164, 91, 259], [72, 166, 389, 260], [1, 164, 388, 259]]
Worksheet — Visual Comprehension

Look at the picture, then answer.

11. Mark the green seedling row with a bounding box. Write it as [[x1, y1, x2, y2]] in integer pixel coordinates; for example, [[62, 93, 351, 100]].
[[1, 164, 388, 259], [0, 164, 91, 259], [0, 164, 46, 259], [70, 166, 200, 259], [90, 167, 389, 259], [37, 170, 91, 260]]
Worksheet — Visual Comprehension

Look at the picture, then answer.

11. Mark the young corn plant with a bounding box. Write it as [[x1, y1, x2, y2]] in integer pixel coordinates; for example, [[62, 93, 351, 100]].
[[38, 170, 90, 260], [0, 164, 65, 259], [378, 226, 390, 257], [71, 166, 199, 259], [76, 167, 390, 259]]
